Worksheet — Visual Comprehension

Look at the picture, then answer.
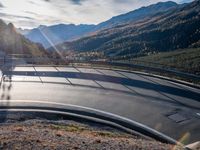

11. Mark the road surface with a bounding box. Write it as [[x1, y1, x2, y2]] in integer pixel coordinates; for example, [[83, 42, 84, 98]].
[[0, 66, 200, 144]]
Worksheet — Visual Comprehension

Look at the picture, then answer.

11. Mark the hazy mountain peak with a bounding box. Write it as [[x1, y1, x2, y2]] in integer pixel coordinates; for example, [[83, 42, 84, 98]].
[[154, 1, 177, 5], [22, 23, 96, 48], [8, 22, 14, 27], [0, 20, 7, 30], [0, 19, 47, 56], [8, 22, 16, 32], [38, 25, 47, 29]]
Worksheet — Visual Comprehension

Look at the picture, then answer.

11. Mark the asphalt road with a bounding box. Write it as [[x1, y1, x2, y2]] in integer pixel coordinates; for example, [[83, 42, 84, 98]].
[[0, 66, 200, 144]]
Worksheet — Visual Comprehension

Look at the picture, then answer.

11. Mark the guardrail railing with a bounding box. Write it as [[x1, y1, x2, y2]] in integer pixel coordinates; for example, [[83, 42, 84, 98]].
[[0, 56, 199, 84], [76, 61, 200, 83]]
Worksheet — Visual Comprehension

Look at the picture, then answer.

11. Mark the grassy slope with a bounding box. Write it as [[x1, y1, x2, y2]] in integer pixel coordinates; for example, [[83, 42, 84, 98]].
[[135, 48, 200, 75]]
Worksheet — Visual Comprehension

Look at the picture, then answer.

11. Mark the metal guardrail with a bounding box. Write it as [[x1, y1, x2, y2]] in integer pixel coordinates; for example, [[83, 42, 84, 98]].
[[74, 61, 200, 84], [0, 57, 67, 65], [104, 61, 200, 78], [0, 56, 199, 84]]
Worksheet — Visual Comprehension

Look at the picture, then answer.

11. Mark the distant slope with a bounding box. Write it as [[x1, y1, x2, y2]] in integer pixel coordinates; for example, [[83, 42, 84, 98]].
[[21, 1, 178, 48], [94, 1, 178, 30], [22, 24, 95, 48], [134, 48, 200, 75], [0, 19, 47, 57], [53, 0, 200, 58]]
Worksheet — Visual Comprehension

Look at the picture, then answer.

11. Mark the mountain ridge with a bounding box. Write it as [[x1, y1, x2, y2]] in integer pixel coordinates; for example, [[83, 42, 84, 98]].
[[94, 1, 179, 31], [20, 24, 95, 48], [50, 0, 200, 58], [0, 19, 47, 57], [20, 1, 180, 48]]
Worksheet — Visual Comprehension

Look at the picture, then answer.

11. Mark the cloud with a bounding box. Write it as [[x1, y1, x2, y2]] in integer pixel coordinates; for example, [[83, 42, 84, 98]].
[[0, 0, 194, 28], [28, 1, 40, 6], [70, 0, 85, 5], [24, 11, 38, 15], [0, 12, 34, 20], [0, 13, 38, 29], [43, 0, 85, 5]]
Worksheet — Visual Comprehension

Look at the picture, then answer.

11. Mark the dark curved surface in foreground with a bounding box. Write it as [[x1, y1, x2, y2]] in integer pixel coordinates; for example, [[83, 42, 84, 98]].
[[0, 66, 200, 144]]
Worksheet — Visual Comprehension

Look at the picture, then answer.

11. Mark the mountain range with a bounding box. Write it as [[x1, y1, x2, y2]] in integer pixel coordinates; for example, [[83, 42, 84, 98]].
[[92, 1, 179, 31], [14, 0, 200, 59], [20, 1, 181, 49], [19, 24, 95, 48], [50, 0, 200, 59]]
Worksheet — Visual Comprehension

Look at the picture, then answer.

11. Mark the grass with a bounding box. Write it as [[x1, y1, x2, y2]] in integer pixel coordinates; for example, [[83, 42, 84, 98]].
[[50, 124, 86, 132], [49, 123, 130, 138], [134, 48, 200, 75]]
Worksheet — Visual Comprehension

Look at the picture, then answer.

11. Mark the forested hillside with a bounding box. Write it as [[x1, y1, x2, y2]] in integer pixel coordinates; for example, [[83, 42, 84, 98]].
[[52, 0, 200, 58], [134, 48, 200, 75], [0, 19, 47, 57]]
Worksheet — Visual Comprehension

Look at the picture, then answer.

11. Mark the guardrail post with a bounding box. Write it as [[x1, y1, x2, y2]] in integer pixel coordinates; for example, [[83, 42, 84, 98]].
[[3, 56, 5, 65]]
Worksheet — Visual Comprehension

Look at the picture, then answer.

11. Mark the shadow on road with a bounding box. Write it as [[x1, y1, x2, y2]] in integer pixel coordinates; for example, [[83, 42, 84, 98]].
[[3, 70, 200, 107], [0, 57, 16, 122]]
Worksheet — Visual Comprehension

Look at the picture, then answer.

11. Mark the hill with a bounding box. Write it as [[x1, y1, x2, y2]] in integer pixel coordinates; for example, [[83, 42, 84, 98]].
[[21, 24, 95, 48], [21, 1, 178, 48], [94, 1, 179, 31], [134, 47, 200, 75], [52, 0, 200, 58], [0, 19, 47, 57]]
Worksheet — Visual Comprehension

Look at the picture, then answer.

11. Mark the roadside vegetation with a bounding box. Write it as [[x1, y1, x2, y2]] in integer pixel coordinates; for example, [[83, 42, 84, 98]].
[[134, 48, 200, 75]]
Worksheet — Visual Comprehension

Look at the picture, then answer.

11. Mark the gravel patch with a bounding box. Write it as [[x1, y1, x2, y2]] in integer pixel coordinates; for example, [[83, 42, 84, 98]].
[[0, 119, 184, 150]]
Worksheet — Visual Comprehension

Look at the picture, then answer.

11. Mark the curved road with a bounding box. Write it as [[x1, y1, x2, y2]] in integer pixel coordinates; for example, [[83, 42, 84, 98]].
[[0, 66, 200, 144]]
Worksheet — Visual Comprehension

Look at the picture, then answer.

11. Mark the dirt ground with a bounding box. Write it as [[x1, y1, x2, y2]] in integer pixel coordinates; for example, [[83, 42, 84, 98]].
[[0, 119, 184, 150]]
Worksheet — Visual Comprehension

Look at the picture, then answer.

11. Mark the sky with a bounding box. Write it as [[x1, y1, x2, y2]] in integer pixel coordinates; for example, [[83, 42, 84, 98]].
[[0, 0, 194, 29]]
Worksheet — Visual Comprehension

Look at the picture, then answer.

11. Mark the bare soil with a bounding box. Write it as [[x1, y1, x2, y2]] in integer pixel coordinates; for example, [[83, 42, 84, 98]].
[[0, 120, 183, 150]]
